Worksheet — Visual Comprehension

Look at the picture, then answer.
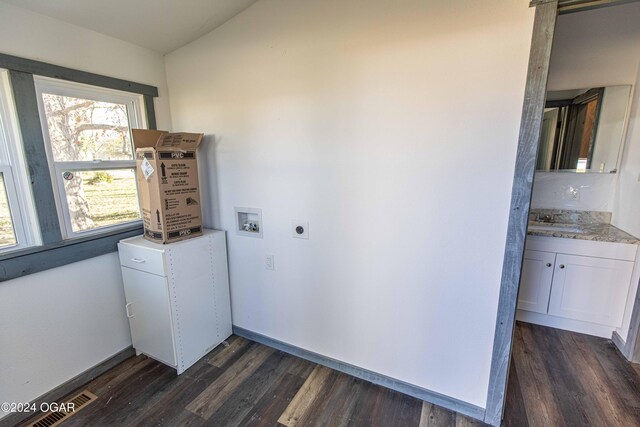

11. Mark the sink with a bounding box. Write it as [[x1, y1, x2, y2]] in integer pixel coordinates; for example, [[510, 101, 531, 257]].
[[528, 224, 584, 233]]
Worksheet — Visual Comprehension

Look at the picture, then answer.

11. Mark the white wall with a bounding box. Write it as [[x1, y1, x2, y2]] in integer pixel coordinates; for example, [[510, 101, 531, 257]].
[[533, 3, 640, 219], [166, 0, 534, 407], [0, 254, 131, 409], [592, 86, 632, 172], [531, 173, 617, 211], [613, 55, 640, 237], [0, 2, 172, 129], [547, 6, 640, 92], [0, 2, 172, 418]]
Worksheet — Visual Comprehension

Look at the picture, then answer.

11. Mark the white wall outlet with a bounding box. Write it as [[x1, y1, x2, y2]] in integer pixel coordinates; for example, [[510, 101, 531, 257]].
[[265, 254, 274, 270], [292, 220, 309, 239]]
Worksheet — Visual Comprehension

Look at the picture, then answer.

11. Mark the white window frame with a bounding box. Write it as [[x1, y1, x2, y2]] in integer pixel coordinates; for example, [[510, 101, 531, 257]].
[[0, 69, 40, 253], [34, 76, 147, 239]]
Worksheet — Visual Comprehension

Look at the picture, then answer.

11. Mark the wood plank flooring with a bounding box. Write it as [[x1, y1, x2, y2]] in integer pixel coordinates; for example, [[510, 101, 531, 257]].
[[505, 322, 640, 427], [18, 322, 640, 427]]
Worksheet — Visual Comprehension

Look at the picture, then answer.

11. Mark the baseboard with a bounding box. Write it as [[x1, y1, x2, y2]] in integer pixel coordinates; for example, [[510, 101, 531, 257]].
[[516, 310, 614, 338], [0, 346, 135, 427], [233, 326, 486, 422], [611, 331, 630, 359]]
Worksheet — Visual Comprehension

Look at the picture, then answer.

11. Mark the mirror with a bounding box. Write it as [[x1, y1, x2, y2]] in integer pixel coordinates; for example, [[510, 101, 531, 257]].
[[537, 85, 631, 173]]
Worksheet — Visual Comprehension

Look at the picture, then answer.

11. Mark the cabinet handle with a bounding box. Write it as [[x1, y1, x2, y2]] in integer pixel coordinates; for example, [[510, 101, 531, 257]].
[[125, 303, 134, 318], [559, 264, 565, 269], [130, 258, 146, 263], [546, 263, 552, 267]]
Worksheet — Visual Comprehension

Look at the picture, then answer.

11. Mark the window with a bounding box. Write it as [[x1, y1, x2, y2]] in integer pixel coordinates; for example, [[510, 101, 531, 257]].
[[34, 77, 146, 238], [0, 70, 39, 253], [0, 170, 18, 249], [0, 53, 158, 280]]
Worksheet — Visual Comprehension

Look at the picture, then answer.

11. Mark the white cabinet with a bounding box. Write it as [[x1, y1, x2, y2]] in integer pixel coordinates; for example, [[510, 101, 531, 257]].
[[518, 250, 556, 314], [548, 254, 633, 326], [118, 229, 232, 374], [517, 236, 637, 338], [121, 268, 176, 366]]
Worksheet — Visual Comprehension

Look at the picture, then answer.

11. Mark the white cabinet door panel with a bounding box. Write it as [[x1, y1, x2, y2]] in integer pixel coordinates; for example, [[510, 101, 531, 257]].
[[121, 267, 176, 366], [548, 254, 634, 326], [518, 250, 556, 314]]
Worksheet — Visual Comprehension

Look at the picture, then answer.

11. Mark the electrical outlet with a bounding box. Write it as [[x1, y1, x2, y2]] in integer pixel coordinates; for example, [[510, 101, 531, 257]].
[[292, 220, 309, 239], [265, 254, 274, 270]]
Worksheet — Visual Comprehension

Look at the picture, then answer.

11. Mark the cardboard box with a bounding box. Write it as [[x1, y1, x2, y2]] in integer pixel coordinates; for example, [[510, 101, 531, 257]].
[[132, 129, 204, 244]]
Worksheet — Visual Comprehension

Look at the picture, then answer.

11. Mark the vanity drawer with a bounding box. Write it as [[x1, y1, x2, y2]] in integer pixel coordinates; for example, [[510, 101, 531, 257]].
[[118, 243, 166, 276]]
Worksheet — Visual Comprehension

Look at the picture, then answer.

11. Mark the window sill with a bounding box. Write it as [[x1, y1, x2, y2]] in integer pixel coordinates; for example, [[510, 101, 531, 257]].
[[0, 223, 143, 282]]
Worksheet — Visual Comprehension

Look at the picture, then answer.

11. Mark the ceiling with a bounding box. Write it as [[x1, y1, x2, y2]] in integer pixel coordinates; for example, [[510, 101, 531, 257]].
[[1, 0, 258, 54]]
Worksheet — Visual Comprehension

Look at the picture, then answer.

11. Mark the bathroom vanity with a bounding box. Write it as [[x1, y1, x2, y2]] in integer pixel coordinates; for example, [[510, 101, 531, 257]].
[[517, 210, 640, 339]]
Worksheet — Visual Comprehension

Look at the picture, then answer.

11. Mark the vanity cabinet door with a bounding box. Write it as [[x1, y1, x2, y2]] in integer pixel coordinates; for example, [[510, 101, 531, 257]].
[[517, 250, 556, 314], [548, 254, 634, 326]]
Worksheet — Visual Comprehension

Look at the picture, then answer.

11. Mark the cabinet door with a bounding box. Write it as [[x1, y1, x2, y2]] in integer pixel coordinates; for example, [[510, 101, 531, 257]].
[[548, 254, 634, 326], [121, 267, 176, 366], [517, 250, 556, 313]]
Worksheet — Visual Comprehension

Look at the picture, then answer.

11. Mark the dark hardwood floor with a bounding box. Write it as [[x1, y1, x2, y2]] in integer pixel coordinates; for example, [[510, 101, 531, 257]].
[[18, 322, 640, 427], [505, 322, 640, 427]]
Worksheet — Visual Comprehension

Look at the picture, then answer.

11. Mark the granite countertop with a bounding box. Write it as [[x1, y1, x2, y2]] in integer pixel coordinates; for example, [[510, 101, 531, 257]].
[[527, 209, 640, 245]]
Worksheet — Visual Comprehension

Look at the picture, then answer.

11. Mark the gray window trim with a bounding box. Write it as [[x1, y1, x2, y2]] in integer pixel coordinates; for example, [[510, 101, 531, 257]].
[[0, 225, 143, 280], [0, 53, 158, 97], [0, 53, 157, 282], [9, 70, 63, 244]]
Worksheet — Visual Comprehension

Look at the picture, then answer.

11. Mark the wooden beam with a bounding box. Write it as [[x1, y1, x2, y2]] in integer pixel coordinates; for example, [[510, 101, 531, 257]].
[[484, 2, 558, 426]]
